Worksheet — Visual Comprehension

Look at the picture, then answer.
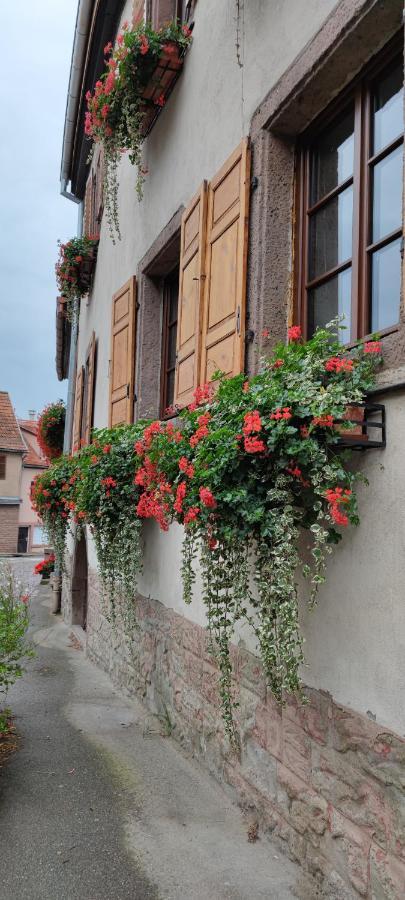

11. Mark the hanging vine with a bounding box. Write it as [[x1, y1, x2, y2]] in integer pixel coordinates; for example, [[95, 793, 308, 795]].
[[33, 325, 382, 741]]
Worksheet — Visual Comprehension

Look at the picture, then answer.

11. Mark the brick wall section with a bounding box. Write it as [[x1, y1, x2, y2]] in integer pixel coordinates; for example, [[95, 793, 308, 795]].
[[63, 570, 405, 900], [0, 505, 19, 554]]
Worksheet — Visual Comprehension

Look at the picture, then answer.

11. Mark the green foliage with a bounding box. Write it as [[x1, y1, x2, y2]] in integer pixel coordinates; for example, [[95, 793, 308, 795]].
[[0, 566, 34, 713], [33, 326, 382, 741]]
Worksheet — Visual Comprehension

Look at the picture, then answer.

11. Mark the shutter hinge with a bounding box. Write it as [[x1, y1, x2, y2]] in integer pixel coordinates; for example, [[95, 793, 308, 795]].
[[401, 237, 404, 260], [126, 383, 130, 398], [251, 176, 259, 192], [236, 305, 241, 335], [245, 329, 255, 344]]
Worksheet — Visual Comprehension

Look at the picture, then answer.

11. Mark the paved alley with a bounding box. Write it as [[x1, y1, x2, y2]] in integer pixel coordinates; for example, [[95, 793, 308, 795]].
[[0, 558, 299, 900]]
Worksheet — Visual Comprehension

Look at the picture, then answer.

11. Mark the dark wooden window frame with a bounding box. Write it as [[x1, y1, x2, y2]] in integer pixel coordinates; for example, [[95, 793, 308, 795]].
[[147, 0, 193, 27], [0, 454, 6, 480], [296, 34, 404, 344]]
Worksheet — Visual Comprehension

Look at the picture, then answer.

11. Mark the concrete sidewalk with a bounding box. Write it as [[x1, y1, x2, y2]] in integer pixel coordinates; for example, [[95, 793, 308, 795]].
[[0, 560, 299, 899]]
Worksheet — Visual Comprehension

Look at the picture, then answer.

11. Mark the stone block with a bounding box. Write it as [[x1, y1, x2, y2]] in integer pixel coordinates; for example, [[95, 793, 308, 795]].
[[329, 807, 372, 897], [370, 844, 405, 900], [282, 710, 312, 783]]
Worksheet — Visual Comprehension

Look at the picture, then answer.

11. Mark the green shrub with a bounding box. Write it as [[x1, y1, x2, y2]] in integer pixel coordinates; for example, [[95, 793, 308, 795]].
[[0, 567, 34, 731]]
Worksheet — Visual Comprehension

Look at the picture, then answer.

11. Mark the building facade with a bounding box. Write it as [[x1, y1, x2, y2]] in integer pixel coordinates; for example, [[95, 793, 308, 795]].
[[58, 2, 405, 897], [0, 392, 26, 554], [17, 418, 48, 554]]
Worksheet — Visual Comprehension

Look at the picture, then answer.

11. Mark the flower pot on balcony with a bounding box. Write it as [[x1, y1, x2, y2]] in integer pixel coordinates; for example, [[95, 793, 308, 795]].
[[336, 405, 368, 445]]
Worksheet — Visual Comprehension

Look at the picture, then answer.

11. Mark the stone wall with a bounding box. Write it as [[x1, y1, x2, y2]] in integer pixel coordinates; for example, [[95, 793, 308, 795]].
[[0, 505, 19, 555], [82, 569, 405, 900]]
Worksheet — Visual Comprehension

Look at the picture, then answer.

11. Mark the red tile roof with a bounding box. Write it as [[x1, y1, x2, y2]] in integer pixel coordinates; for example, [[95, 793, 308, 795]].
[[0, 392, 26, 452]]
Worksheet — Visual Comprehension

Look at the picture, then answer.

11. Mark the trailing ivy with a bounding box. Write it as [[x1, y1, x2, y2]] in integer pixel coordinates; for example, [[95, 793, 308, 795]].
[[37, 400, 66, 460], [32, 326, 382, 740]]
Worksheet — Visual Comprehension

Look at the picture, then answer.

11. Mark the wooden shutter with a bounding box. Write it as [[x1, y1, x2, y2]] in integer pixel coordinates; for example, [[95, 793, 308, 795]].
[[95, 150, 104, 231], [73, 366, 84, 453], [132, 0, 145, 26], [200, 138, 251, 384], [84, 332, 96, 445], [174, 183, 207, 408], [109, 278, 136, 427]]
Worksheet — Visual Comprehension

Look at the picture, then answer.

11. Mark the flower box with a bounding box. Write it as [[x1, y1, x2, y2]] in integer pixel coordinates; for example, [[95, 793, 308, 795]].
[[77, 246, 98, 290], [139, 42, 187, 138], [336, 402, 385, 449]]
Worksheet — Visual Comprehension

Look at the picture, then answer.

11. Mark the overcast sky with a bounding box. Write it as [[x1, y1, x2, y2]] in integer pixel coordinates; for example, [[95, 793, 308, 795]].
[[0, 1, 79, 419]]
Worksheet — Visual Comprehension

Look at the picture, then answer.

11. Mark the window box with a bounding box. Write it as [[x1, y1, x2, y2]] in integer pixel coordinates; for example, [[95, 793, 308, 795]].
[[336, 402, 385, 449], [140, 41, 188, 138]]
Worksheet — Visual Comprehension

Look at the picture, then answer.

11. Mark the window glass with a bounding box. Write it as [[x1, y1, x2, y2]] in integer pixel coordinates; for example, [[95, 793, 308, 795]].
[[309, 186, 353, 279], [372, 144, 403, 241], [308, 268, 352, 339], [371, 239, 402, 331], [373, 62, 403, 154], [310, 108, 354, 204]]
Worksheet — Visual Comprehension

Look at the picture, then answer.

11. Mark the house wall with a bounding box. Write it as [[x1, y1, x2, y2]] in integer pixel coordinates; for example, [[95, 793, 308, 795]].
[[62, 1, 405, 896], [0, 505, 19, 555], [0, 452, 22, 499]]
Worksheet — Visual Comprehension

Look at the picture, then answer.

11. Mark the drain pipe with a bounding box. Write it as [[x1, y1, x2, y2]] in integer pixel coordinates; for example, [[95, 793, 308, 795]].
[[53, 204, 85, 614], [60, 0, 93, 200]]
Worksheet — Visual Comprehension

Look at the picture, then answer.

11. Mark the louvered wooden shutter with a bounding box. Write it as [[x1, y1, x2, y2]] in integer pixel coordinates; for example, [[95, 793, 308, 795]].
[[200, 138, 251, 384], [109, 278, 136, 427], [174, 183, 207, 409], [84, 332, 96, 445], [73, 367, 84, 453], [95, 150, 104, 232]]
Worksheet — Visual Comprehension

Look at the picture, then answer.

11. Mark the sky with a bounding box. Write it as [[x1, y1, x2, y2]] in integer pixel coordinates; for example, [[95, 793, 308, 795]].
[[0, 1, 79, 419]]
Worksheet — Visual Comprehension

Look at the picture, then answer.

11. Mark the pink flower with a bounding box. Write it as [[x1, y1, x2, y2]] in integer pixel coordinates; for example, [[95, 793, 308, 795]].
[[101, 104, 110, 119], [243, 411, 262, 435], [261, 328, 270, 339], [155, 94, 166, 107], [179, 457, 194, 478], [272, 359, 284, 368], [184, 506, 199, 525], [104, 41, 112, 55], [140, 35, 149, 55], [244, 436, 266, 454], [312, 414, 334, 427], [117, 34, 124, 46], [288, 325, 302, 341]]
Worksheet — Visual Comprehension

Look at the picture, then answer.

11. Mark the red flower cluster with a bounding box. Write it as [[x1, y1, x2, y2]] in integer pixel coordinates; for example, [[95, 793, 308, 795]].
[[325, 487, 352, 527], [199, 487, 216, 509], [270, 407, 292, 421], [288, 325, 302, 341], [190, 412, 211, 448], [135, 456, 172, 530], [312, 414, 334, 428], [243, 411, 262, 435], [273, 359, 284, 369], [188, 383, 214, 412], [244, 436, 266, 454], [179, 457, 194, 478], [184, 507, 199, 525], [34, 555, 55, 577], [325, 357, 354, 373], [174, 481, 187, 514], [363, 341, 382, 354]]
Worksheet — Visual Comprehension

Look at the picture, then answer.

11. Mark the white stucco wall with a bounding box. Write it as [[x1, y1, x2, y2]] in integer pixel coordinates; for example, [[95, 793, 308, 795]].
[[72, 0, 405, 737]]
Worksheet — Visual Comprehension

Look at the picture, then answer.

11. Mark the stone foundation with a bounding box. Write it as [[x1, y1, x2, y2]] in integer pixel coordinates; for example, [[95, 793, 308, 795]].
[[63, 568, 405, 899]]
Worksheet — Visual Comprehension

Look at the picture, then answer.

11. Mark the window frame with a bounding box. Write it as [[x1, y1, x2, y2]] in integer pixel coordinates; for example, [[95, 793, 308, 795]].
[[296, 34, 404, 344], [0, 454, 6, 480]]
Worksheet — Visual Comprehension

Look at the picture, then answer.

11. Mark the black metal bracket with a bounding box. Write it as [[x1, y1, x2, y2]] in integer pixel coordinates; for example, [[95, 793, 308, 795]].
[[336, 402, 386, 450], [251, 176, 259, 192], [245, 329, 255, 344]]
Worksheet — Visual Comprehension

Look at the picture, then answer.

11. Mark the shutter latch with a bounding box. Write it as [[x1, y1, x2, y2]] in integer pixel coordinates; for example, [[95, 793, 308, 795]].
[[126, 383, 130, 398], [236, 305, 241, 335]]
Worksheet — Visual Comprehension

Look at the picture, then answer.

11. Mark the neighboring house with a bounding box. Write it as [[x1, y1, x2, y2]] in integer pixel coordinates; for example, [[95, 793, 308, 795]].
[[58, 2, 405, 896], [18, 417, 49, 554], [0, 391, 26, 554]]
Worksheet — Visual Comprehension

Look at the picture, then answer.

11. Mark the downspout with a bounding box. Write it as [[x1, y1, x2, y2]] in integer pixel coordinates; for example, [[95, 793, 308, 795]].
[[54, 2, 92, 611], [60, 0, 93, 200]]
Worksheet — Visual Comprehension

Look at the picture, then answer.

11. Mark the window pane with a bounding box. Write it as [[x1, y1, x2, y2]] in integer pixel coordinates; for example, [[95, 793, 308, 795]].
[[33, 526, 46, 545], [168, 323, 177, 367], [308, 267, 352, 340], [309, 186, 353, 279], [373, 62, 403, 154], [371, 239, 401, 331], [310, 109, 354, 203], [166, 369, 175, 408], [372, 145, 403, 242]]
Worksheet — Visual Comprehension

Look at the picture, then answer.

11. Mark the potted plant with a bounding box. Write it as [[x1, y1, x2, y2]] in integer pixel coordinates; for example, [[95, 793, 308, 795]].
[[85, 20, 192, 240], [37, 401, 66, 460], [34, 555, 55, 582], [55, 235, 99, 321]]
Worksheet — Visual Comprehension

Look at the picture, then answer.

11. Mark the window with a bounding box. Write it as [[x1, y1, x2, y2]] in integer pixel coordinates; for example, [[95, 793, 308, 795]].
[[147, 0, 193, 28], [84, 149, 104, 238], [160, 267, 179, 416], [0, 454, 6, 479], [32, 525, 46, 546], [298, 43, 403, 342]]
